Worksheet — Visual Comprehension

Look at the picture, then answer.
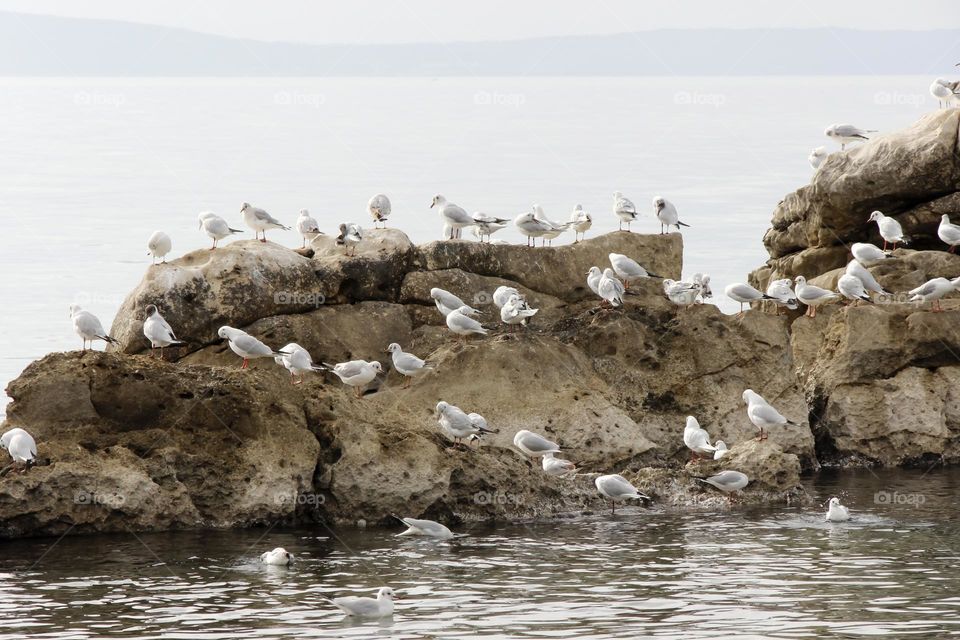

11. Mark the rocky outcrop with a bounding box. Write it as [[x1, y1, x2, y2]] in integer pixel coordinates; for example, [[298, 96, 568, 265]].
[[1, 230, 809, 537], [750, 109, 960, 467]]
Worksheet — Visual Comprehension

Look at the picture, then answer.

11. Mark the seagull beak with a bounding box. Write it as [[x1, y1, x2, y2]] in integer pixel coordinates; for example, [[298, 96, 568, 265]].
[[429, 202, 435, 208]]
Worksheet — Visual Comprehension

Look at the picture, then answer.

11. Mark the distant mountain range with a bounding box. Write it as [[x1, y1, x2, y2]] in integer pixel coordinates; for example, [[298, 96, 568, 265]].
[[1, 11, 958, 76]]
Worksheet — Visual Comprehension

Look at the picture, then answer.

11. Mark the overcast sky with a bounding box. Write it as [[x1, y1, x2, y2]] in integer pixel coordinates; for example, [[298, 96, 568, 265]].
[[0, 0, 958, 44]]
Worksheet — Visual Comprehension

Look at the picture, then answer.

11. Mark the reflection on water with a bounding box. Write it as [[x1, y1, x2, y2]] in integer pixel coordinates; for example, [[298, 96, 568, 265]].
[[1, 468, 959, 638]]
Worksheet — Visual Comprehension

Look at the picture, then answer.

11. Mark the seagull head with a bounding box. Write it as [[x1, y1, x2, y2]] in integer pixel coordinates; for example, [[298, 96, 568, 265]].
[[69, 304, 82, 316], [386, 342, 401, 353], [299, 208, 309, 217], [587, 266, 602, 277], [240, 202, 250, 212], [794, 275, 807, 286], [378, 587, 396, 601], [742, 389, 763, 405], [828, 497, 841, 507], [143, 304, 159, 318], [217, 326, 235, 340], [824, 124, 839, 137], [602, 268, 617, 279], [370, 361, 383, 373], [430, 194, 445, 208], [612, 191, 623, 199], [435, 401, 449, 417], [684, 416, 700, 431], [868, 210, 884, 223], [653, 196, 665, 212]]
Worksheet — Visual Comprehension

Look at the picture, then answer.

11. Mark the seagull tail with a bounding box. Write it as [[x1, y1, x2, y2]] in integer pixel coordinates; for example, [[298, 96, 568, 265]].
[[310, 364, 327, 372], [100, 335, 119, 344], [677, 220, 691, 228], [272, 350, 292, 357], [761, 294, 777, 300], [228, 227, 244, 233], [648, 271, 663, 279], [860, 295, 874, 304]]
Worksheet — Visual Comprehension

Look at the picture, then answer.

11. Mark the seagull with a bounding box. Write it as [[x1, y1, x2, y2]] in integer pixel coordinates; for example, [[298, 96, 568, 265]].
[[931, 78, 960, 108], [296, 209, 323, 247], [868, 211, 908, 251], [430, 288, 474, 317], [609, 253, 661, 288], [908, 277, 960, 312], [808, 146, 828, 170], [147, 231, 172, 264], [500, 294, 538, 329], [612, 191, 638, 232], [653, 196, 690, 234], [724, 283, 773, 315], [683, 416, 717, 461], [698, 470, 749, 495], [851, 242, 892, 265], [70, 304, 118, 351], [446, 306, 488, 340], [493, 286, 521, 309], [569, 204, 592, 242], [794, 275, 839, 318], [662, 279, 699, 307], [743, 389, 797, 440], [586, 266, 604, 295], [514, 211, 553, 247], [393, 515, 453, 539], [142, 304, 186, 357], [713, 440, 728, 460], [322, 360, 383, 397], [322, 587, 397, 618], [218, 326, 288, 369], [431, 194, 473, 239], [766, 278, 798, 314], [825, 497, 851, 522], [259, 547, 294, 566], [598, 268, 625, 307], [532, 205, 570, 246], [436, 401, 498, 447], [0, 428, 37, 469], [938, 214, 960, 252], [541, 452, 576, 477], [845, 260, 888, 297], [837, 274, 873, 305], [336, 223, 362, 256], [594, 474, 650, 515], [241, 202, 289, 242], [691, 273, 712, 300], [198, 212, 242, 250], [471, 212, 509, 242], [513, 430, 561, 457], [386, 343, 431, 388], [824, 124, 875, 150], [274, 343, 324, 385], [367, 194, 392, 228]]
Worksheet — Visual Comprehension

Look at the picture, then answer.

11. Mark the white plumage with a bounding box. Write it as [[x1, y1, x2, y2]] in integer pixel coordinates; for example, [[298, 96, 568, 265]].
[[147, 231, 172, 264]]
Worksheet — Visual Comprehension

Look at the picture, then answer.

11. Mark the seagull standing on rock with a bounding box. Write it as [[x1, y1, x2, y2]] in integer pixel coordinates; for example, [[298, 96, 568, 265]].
[[70, 304, 118, 351], [837, 274, 873, 305], [569, 204, 592, 242], [597, 268, 626, 308], [513, 211, 552, 247], [471, 212, 509, 242], [142, 304, 186, 357], [594, 474, 650, 515], [683, 416, 717, 461], [851, 242, 892, 265], [0, 428, 37, 470], [724, 283, 773, 315], [296, 209, 323, 247], [500, 294, 538, 329], [431, 194, 473, 239], [868, 210, 908, 250], [532, 205, 570, 246], [541, 452, 576, 477], [241, 202, 289, 242], [808, 146, 828, 170], [218, 326, 289, 369], [612, 191, 638, 232], [436, 401, 498, 448], [938, 214, 960, 252], [198, 212, 242, 249], [513, 430, 561, 457], [609, 253, 661, 288], [430, 288, 478, 318], [446, 306, 488, 340], [653, 196, 690, 234], [846, 260, 889, 297], [662, 279, 699, 307], [698, 471, 749, 497], [743, 389, 797, 441], [766, 278, 799, 314], [274, 343, 324, 385], [825, 124, 875, 150], [794, 276, 839, 318], [367, 194, 391, 228], [386, 343, 431, 388], [147, 231, 172, 264], [336, 223, 362, 255], [586, 266, 604, 295], [323, 360, 383, 397], [908, 277, 960, 312]]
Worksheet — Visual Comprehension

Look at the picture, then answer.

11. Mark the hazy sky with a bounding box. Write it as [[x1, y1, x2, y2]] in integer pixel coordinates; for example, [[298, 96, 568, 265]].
[[0, 0, 958, 44]]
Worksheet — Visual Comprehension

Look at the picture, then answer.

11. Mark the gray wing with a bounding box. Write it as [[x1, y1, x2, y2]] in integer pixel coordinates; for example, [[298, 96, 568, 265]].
[[751, 403, 788, 424], [910, 280, 940, 297], [334, 360, 368, 377], [232, 334, 274, 356], [394, 352, 426, 370], [519, 432, 560, 453]]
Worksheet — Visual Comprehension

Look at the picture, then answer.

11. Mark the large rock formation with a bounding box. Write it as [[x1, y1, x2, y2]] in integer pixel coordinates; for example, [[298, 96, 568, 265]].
[[0, 230, 811, 537]]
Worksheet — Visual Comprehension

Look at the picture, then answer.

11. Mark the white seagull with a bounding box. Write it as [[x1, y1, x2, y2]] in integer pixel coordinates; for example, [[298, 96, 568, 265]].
[[594, 474, 650, 515], [794, 275, 839, 318], [824, 124, 875, 150], [724, 283, 773, 315], [259, 547, 294, 566], [241, 202, 289, 242], [322, 587, 397, 618], [198, 212, 242, 250], [322, 360, 382, 397], [825, 497, 851, 522], [514, 211, 552, 247], [274, 343, 324, 385], [867, 210, 908, 251], [808, 146, 828, 170], [908, 277, 960, 312], [698, 470, 749, 494], [367, 194, 392, 228], [431, 194, 473, 239], [513, 430, 561, 457], [845, 260, 888, 297], [296, 209, 323, 247], [471, 212, 509, 242], [743, 389, 797, 441], [446, 306, 488, 340], [663, 279, 699, 307], [336, 223, 363, 256], [683, 416, 717, 460], [653, 196, 690, 234], [837, 274, 873, 305], [931, 78, 960, 108], [532, 204, 570, 246], [500, 294, 538, 329], [430, 287, 474, 317], [0, 428, 37, 468], [142, 304, 186, 357], [218, 326, 288, 369], [850, 242, 891, 265], [386, 343, 432, 388], [612, 191, 638, 232], [586, 266, 604, 295], [598, 268, 626, 308], [493, 286, 521, 309], [766, 278, 799, 313], [938, 214, 960, 253], [147, 231, 172, 264], [609, 253, 661, 288], [393, 515, 453, 539], [569, 204, 592, 242], [541, 452, 576, 477], [436, 401, 497, 447], [713, 440, 728, 460], [70, 304, 118, 351]]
